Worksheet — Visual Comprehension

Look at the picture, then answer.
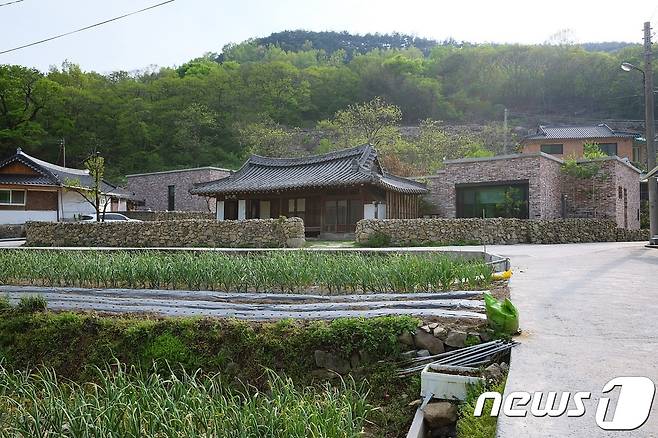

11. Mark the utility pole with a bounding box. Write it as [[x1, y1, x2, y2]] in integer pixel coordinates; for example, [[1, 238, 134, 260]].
[[503, 108, 509, 154], [59, 138, 66, 167], [644, 21, 658, 238]]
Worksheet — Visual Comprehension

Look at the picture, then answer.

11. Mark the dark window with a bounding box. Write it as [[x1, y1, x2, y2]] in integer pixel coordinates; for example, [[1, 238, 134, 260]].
[[598, 143, 618, 156], [457, 183, 529, 219], [167, 185, 175, 211], [287, 198, 306, 220], [224, 200, 238, 220], [540, 144, 563, 155], [0, 189, 26, 205]]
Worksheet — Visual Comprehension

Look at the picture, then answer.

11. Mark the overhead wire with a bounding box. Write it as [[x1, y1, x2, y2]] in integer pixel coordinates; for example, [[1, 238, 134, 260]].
[[0, 0, 176, 55]]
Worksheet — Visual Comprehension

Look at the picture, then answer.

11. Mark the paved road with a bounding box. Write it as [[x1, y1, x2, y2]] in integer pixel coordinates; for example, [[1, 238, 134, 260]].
[[477, 242, 658, 437]]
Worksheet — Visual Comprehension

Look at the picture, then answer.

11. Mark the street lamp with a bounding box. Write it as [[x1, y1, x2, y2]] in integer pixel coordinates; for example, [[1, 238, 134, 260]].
[[621, 59, 658, 242]]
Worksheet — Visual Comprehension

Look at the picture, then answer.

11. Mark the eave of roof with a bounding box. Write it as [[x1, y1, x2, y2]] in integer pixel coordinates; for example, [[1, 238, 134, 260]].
[[191, 144, 427, 196]]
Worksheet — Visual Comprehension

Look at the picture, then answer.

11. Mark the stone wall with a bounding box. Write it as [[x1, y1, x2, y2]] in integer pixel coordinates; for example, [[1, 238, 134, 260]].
[[119, 211, 214, 221], [355, 218, 647, 245], [0, 224, 25, 239], [25, 218, 305, 248], [127, 168, 232, 212]]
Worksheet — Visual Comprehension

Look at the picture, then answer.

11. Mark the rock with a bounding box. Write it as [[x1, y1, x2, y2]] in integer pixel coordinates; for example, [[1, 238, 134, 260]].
[[479, 329, 494, 342], [423, 401, 458, 428], [398, 331, 415, 346], [314, 350, 351, 374], [416, 349, 431, 357], [421, 325, 431, 333], [310, 369, 340, 379], [428, 322, 439, 329], [444, 330, 468, 348], [500, 362, 510, 373], [432, 326, 448, 340], [413, 330, 445, 355], [483, 363, 504, 382], [402, 350, 417, 359]]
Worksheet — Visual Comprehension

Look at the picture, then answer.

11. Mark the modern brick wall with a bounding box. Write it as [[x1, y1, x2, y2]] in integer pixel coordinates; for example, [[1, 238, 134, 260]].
[[25, 218, 305, 248], [420, 153, 641, 229], [421, 154, 563, 220], [127, 168, 231, 212]]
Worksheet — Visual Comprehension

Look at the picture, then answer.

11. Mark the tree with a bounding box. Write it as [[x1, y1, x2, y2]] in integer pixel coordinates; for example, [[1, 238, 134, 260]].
[[65, 154, 108, 222], [0, 65, 59, 156], [235, 117, 296, 157], [317, 97, 402, 148]]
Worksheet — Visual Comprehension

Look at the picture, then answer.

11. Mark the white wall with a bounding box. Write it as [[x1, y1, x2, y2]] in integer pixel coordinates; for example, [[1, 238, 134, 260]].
[[61, 190, 110, 219], [0, 211, 57, 225]]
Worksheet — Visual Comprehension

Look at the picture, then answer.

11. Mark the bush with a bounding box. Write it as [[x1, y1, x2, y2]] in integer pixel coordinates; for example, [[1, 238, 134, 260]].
[[17, 295, 47, 313], [0, 295, 11, 311], [364, 231, 392, 248], [457, 378, 507, 438]]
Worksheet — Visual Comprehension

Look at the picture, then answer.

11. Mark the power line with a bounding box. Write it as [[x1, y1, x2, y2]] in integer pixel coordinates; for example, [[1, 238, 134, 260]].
[[0, 0, 24, 7], [0, 0, 175, 55]]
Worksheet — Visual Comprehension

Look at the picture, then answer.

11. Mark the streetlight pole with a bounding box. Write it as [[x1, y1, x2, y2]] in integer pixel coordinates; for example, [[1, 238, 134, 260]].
[[621, 22, 658, 241], [643, 22, 658, 239]]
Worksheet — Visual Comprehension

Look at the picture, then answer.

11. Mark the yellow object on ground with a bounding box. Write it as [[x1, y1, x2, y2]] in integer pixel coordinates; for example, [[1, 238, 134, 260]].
[[492, 270, 513, 281]]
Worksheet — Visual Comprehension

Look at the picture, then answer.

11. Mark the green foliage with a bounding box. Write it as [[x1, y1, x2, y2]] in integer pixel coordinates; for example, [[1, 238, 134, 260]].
[[457, 378, 507, 438], [0, 364, 372, 438], [0, 295, 11, 311], [235, 116, 297, 157], [561, 156, 601, 179], [363, 231, 392, 248], [0, 250, 492, 293], [16, 295, 47, 313], [1, 34, 645, 178], [583, 141, 608, 159], [142, 333, 191, 366]]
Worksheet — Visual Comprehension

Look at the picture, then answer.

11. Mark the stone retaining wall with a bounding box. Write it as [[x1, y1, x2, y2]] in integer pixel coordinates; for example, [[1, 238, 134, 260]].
[[356, 218, 648, 245], [119, 211, 214, 221], [25, 218, 305, 248], [0, 224, 25, 239]]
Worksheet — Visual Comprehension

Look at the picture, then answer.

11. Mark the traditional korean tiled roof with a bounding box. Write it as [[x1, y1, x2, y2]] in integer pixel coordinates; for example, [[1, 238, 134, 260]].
[[191, 144, 428, 195], [524, 124, 638, 141], [0, 149, 139, 200]]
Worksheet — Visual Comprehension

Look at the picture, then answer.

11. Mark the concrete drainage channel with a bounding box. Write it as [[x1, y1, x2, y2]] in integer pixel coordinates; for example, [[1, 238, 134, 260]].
[[403, 340, 517, 438]]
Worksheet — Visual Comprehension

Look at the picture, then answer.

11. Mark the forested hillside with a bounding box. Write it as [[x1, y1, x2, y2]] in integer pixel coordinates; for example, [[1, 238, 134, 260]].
[[0, 30, 647, 181]]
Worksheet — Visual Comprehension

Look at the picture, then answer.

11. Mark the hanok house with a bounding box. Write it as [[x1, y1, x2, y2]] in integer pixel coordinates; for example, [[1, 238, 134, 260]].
[[191, 145, 428, 237], [0, 148, 138, 225], [422, 152, 642, 229]]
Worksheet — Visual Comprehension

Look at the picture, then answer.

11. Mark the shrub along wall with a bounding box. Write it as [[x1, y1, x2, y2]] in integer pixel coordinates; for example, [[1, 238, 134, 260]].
[[0, 224, 25, 239], [25, 218, 305, 248], [356, 218, 650, 246]]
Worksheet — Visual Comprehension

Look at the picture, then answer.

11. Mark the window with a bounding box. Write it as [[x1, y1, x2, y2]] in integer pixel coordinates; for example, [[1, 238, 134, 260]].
[[540, 144, 564, 155], [323, 199, 363, 233], [598, 143, 618, 156], [167, 185, 175, 211], [288, 198, 305, 220], [457, 183, 529, 219], [0, 189, 26, 206]]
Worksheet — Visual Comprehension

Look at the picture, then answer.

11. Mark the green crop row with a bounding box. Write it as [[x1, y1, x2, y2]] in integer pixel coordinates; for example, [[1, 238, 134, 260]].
[[0, 250, 492, 293], [0, 363, 370, 438]]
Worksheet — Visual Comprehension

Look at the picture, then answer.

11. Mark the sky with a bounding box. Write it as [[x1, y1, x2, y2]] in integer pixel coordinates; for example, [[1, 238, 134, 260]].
[[1, 0, 658, 72]]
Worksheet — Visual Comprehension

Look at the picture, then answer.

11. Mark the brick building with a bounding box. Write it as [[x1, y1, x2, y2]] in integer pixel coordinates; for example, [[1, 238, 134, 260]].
[[127, 167, 232, 212], [422, 153, 641, 229], [521, 124, 639, 161]]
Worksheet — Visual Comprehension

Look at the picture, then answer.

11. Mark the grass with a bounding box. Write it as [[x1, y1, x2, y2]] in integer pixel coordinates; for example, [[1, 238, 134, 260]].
[[16, 295, 48, 312], [457, 378, 507, 438], [0, 311, 421, 436], [0, 363, 371, 438], [0, 250, 492, 293]]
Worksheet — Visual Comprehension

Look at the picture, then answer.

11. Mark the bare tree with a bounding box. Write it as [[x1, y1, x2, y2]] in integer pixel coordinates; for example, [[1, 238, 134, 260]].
[[64, 154, 109, 222]]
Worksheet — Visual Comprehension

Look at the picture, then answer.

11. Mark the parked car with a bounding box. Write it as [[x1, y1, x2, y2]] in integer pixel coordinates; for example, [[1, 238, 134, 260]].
[[79, 213, 141, 223]]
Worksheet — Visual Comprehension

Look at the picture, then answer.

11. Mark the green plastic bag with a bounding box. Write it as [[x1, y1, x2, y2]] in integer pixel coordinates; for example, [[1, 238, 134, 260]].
[[483, 292, 519, 335]]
